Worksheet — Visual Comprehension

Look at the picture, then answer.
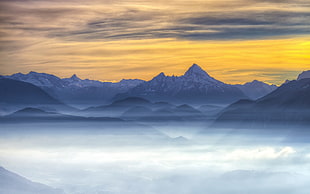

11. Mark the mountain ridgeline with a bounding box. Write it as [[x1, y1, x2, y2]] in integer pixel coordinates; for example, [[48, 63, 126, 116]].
[[83, 97, 206, 121], [2, 64, 276, 107], [115, 64, 248, 104], [4, 71, 144, 107], [214, 78, 310, 129], [0, 78, 74, 114], [1, 64, 309, 129]]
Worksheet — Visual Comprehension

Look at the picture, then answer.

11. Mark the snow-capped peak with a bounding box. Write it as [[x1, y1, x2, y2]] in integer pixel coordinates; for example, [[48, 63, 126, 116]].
[[184, 64, 210, 78], [7, 71, 63, 87], [62, 74, 102, 87], [182, 64, 222, 84]]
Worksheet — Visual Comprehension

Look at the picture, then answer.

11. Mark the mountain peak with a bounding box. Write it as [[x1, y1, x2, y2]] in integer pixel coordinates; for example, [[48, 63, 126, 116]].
[[190, 63, 200, 68], [157, 72, 165, 77], [29, 71, 39, 75], [244, 80, 264, 86], [70, 74, 81, 80], [251, 80, 260, 83], [184, 64, 210, 77], [152, 72, 166, 80], [297, 70, 310, 80]]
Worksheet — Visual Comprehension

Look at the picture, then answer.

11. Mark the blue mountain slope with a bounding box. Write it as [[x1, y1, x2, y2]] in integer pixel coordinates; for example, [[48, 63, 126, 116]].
[[4, 72, 145, 107], [235, 80, 277, 100], [84, 96, 206, 121], [115, 64, 248, 104], [0, 78, 74, 114], [0, 78, 61, 105], [214, 78, 310, 128], [3, 65, 278, 106]]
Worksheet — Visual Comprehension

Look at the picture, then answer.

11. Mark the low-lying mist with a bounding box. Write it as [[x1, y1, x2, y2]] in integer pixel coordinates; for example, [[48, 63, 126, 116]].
[[0, 121, 309, 194]]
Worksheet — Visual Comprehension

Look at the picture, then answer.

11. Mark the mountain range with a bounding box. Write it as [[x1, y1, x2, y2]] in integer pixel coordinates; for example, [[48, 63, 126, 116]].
[[3, 71, 144, 107], [0, 65, 309, 128], [0, 107, 123, 123], [2, 64, 277, 107], [83, 96, 206, 122], [116, 64, 277, 104], [214, 77, 310, 128], [115, 64, 248, 104]]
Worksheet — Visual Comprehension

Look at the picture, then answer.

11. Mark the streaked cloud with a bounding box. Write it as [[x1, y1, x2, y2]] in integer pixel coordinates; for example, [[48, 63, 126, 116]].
[[1, 0, 309, 40], [0, 0, 309, 84]]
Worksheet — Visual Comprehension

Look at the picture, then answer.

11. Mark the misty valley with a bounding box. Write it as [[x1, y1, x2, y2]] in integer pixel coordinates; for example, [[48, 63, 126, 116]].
[[1, 65, 310, 194]]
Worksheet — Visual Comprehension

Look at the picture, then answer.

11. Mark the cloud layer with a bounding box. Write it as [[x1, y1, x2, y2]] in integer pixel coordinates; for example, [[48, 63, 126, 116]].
[[0, 0, 309, 84], [1, 0, 310, 41]]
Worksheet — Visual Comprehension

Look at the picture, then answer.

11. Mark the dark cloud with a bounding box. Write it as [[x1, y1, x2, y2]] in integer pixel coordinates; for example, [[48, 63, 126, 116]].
[[0, 0, 309, 41], [52, 8, 310, 41], [178, 26, 310, 40], [180, 17, 274, 26], [175, 10, 310, 40]]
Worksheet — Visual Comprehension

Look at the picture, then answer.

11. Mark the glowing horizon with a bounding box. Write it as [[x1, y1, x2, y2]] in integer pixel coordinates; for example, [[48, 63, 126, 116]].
[[0, 0, 309, 85]]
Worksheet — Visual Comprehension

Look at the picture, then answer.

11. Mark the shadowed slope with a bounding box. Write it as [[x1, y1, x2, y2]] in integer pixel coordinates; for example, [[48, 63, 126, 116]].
[[214, 78, 310, 128]]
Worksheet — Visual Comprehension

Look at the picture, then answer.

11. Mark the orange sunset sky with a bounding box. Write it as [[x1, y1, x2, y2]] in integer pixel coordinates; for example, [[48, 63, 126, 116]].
[[0, 0, 309, 85]]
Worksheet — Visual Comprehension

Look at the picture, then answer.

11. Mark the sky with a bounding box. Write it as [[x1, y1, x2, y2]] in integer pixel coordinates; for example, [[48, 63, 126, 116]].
[[0, 0, 309, 84]]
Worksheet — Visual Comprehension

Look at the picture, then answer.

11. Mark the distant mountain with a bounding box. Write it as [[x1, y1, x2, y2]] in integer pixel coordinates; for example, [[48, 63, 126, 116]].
[[235, 80, 277, 100], [0, 166, 63, 194], [0, 107, 167, 137], [0, 78, 74, 114], [84, 97, 152, 116], [0, 79, 60, 105], [0, 107, 123, 123], [122, 104, 205, 121], [4, 71, 145, 107], [4, 67, 304, 107], [198, 104, 224, 116], [84, 96, 206, 121], [297, 70, 310, 80], [115, 64, 248, 104], [214, 78, 310, 128]]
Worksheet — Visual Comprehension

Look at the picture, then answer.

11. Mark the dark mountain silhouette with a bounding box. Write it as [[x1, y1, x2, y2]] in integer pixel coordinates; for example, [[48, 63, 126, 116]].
[[173, 104, 204, 119], [214, 78, 310, 128], [0, 78, 61, 105], [0, 78, 74, 114], [0, 107, 123, 123], [0, 108, 167, 137], [0, 166, 64, 194], [83, 96, 206, 121], [84, 97, 153, 117], [121, 104, 205, 121], [111, 97, 151, 107], [10, 107, 57, 117]]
